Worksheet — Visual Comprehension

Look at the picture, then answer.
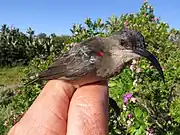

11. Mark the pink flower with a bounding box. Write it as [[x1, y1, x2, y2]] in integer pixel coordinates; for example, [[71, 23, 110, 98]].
[[130, 64, 135, 71], [136, 68, 141, 73], [123, 93, 133, 104], [124, 93, 133, 99], [128, 113, 133, 119], [130, 97, 137, 103], [123, 93, 137, 105]]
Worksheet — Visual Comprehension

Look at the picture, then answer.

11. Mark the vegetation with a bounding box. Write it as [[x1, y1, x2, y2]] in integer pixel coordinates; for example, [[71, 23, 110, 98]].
[[0, 1, 180, 135], [0, 66, 25, 86], [0, 25, 70, 67]]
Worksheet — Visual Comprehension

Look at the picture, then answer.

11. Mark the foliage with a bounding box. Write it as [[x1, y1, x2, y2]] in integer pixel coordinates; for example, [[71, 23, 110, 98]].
[[0, 1, 180, 135], [0, 25, 70, 66], [0, 66, 25, 87]]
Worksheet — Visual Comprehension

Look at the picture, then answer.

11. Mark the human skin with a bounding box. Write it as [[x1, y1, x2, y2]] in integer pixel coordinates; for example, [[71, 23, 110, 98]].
[[8, 75, 109, 135]]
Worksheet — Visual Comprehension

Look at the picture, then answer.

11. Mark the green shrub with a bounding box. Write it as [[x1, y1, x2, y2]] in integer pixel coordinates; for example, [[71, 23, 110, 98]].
[[0, 1, 180, 135], [0, 26, 69, 67]]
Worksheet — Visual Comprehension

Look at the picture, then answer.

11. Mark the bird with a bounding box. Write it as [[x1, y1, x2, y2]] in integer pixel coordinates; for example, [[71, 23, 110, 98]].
[[23, 28, 165, 117], [35, 28, 164, 87], [20, 28, 165, 116]]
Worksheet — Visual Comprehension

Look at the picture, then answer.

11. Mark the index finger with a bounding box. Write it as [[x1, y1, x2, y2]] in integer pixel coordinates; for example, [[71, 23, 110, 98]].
[[67, 81, 109, 135]]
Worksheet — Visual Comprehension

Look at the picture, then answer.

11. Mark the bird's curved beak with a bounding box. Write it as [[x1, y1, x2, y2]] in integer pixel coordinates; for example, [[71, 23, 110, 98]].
[[133, 48, 165, 83]]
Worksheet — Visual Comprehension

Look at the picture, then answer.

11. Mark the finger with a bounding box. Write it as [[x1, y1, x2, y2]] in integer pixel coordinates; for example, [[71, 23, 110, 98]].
[[8, 80, 75, 135], [67, 80, 109, 135]]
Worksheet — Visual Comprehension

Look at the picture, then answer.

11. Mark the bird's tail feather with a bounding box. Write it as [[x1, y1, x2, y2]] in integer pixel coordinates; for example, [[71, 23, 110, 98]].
[[23, 77, 40, 87]]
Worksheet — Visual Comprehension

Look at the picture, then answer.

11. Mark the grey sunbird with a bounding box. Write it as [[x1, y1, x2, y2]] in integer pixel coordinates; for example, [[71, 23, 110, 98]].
[[34, 28, 164, 86]]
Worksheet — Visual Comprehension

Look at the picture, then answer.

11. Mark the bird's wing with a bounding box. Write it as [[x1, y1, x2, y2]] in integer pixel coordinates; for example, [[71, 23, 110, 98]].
[[38, 37, 105, 80]]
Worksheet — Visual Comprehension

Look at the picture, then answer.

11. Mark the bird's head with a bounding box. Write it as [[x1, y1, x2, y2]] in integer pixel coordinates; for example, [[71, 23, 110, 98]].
[[110, 28, 165, 82]]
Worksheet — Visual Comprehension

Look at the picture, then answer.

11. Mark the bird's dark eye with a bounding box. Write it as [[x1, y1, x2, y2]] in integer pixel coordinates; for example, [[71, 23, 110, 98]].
[[121, 38, 132, 49]]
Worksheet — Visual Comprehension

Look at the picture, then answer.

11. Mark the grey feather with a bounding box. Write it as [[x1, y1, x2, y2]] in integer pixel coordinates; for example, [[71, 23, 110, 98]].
[[39, 37, 108, 80]]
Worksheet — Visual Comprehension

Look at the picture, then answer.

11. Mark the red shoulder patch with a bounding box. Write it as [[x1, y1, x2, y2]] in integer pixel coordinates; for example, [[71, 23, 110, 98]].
[[97, 51, 103, 57]]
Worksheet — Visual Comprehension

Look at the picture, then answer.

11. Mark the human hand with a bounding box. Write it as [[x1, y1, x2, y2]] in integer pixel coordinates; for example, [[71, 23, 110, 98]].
[[8, 75, 109, 135]]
